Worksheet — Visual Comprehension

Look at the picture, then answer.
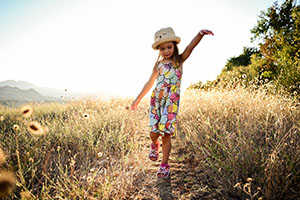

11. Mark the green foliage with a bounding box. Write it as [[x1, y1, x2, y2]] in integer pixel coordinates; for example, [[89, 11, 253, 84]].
[[191, 0, 300, 95], [261, 70, 273, 79], [223, 47, 258, 71], [249, 0, 300, 92], [251, 1, 295, 42], [276, 62, 300, 93]]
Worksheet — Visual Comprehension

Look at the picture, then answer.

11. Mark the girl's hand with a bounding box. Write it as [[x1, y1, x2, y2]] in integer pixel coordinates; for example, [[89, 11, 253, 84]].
[[199, 29, 214, 36], [131, 99, 139, 110]]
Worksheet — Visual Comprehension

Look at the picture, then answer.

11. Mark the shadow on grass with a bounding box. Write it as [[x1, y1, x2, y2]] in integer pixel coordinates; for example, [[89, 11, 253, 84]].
[[156, 174, 173, 200]]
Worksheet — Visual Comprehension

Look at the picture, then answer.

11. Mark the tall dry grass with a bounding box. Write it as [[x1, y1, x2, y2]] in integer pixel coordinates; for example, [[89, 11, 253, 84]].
[[0, 84, 299, 199], [179, 85, 300, 199], [0, 98, 150, 199]]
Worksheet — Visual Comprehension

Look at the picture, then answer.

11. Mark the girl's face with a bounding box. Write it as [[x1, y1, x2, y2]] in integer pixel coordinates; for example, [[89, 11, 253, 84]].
[[158, 41, 174, 59]]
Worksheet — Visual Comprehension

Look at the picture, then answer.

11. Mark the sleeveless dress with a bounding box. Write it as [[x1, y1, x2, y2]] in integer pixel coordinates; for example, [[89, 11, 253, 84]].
[[149, 61, 182, 136]]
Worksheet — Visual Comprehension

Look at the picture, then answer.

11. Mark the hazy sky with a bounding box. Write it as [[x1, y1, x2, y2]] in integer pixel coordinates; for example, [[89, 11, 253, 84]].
[[0, 0, 285, 97]]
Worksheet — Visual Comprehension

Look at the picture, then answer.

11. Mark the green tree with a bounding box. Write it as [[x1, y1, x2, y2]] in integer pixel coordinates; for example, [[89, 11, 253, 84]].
[[223, 47, 258, 71], [251, 0, 300, 92], [190, 0, 300, 93]]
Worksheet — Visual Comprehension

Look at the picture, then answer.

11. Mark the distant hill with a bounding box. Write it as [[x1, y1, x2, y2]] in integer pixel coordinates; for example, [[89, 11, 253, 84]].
[[0, 86, 54, 101], [0, 80, 123, 102], [0, 80, 73, 98], [0, 80, 36, 90], [0, 86, 53, 101]]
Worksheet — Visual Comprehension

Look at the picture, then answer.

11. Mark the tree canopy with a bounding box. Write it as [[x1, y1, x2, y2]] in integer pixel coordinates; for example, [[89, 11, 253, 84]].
[[190, 0, 300, 95]]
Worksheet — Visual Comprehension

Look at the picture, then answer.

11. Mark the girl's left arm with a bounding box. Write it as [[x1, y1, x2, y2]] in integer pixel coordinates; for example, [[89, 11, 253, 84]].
[[181, 29, 214, 62]]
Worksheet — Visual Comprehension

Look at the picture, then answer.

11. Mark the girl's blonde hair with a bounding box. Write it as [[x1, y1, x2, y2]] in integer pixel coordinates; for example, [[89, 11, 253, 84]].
[[171, 41, 183, 68]]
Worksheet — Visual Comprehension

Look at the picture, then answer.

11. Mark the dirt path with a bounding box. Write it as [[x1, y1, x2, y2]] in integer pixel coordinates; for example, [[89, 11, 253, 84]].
[[130, 133, 216, 200]]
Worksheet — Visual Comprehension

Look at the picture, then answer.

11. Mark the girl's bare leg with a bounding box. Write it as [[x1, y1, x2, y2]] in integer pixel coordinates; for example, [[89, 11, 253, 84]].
[[150, 132, 160, 145], [161, 133, 171, 164]]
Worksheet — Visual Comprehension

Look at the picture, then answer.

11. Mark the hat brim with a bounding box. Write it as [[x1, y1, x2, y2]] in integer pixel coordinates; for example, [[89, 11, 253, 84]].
[[152, 37, 181, 50]]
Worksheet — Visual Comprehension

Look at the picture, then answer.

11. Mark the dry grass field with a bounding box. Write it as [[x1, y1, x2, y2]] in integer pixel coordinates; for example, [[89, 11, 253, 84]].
[[0, 85, 299, 199]]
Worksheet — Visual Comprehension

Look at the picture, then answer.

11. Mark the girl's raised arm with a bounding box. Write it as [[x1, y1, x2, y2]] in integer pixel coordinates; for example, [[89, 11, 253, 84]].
[[181, 29, 214, 62]]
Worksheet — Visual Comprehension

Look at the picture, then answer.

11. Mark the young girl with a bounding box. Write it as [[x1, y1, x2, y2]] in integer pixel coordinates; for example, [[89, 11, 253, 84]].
[[131, 27, 213, 177]]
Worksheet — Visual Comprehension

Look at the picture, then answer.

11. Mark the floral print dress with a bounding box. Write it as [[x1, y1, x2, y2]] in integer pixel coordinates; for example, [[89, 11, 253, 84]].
[[149, 61, 182, 136]]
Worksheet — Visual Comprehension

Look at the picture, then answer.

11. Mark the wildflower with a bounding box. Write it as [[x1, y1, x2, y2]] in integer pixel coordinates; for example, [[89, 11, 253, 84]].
[[83, 113, 89, 119], [247, 178, 253, 182], [259, 80, 264, 84], [290, 140, 294, 144], [243, 183, 251, 193], [97, 152, 103, 158], [0, 149, 5, 166], [70, 159, 75, 167], [20, 191, 32, 199], [0, 116, 4, 122], [242, 74, 247, 79], [234, 182, 241, 188], [265, 79, 269, 83], [0, 170, 16, 197], [293, 91, 298, 96], [87, 176, 92, 183], [20, 105, 33, 118], [27, 121, 45, 136], [291, 106, 295, 111], [13, 124, 20, 132]]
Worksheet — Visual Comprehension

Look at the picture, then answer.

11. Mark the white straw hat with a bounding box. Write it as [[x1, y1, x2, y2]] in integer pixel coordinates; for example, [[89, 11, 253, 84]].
[[152, 27, 181, 50]]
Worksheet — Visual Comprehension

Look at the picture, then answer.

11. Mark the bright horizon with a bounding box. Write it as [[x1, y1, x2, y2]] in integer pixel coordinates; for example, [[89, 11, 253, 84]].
[[0, 0, 285, 97]]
